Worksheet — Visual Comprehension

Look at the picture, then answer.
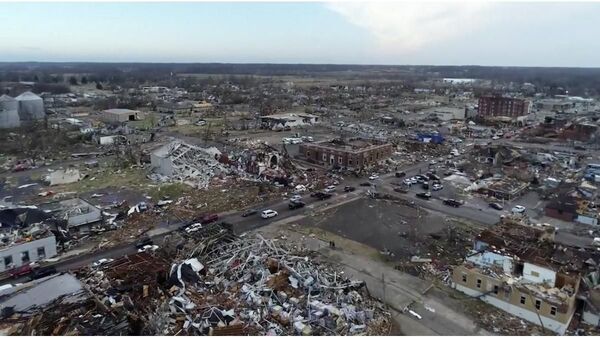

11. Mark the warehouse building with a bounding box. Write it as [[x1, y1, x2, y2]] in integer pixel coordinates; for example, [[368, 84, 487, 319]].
[[102, 108, 143, 123]]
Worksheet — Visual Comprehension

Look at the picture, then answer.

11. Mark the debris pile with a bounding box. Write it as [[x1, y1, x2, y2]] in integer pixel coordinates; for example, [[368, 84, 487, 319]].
[[161, 234, 391, 335]]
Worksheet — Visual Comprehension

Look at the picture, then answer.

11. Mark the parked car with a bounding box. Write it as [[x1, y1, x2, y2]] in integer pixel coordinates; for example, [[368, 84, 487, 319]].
[[416, 192, 432, 200], [359, 182, 372, 187], [422, 182, 429, 190], [290, 194, 303, 202], [32, 266, 57, 280], [9, 264, 34, 278], [395, 172, 406, 178], [489, 202, 503, 210], [415, 175, 427, 183], [312, 192, 333, 200], [288, 200, 306, 210], [197, 213, 219, 224], [241, 209, 258, 217], [432, 183, 443, 191], [511, 205, 526, 213], [92, 258, 114, 268], [427, 173, 440, 181], [185, 223, 203, 233], [344, 186, 356, 192], [294, 185, 307, 193], [261, 209, 278, 219], [369, 174, 380, 180], [135, 237, 153, 249], [443, 199, 462, 208], [324, 185, 336, 193], [138, 245, 160, 253]]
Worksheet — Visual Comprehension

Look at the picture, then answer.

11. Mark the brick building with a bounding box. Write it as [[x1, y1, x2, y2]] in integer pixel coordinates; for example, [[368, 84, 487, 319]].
[[299, 138, 393, 169], [478, 96, 530, 118]]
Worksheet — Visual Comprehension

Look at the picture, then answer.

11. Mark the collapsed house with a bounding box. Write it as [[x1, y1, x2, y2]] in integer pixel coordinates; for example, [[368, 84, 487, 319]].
[[0, 207, 57, 273], [451, 220, 581, 334], [3, 222, 391, 335], [150, 140, 228, 189], [40, 198, 103, 234], [159, 233, 391, 335]]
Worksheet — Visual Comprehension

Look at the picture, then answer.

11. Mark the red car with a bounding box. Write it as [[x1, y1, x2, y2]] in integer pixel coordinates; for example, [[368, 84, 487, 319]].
[[196, 213, 219, 224], [9, 264, 33, 278]]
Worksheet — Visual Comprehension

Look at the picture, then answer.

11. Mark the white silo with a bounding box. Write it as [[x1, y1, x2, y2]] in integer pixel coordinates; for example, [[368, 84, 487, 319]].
[[15, 91, 45, 121], [0, 94, 21, 128]]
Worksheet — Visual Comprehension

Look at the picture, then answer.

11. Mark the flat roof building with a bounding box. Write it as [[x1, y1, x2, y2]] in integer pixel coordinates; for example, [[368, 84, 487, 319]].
[[102, 108, 143, 123], [299, 138, 393, 169], [478, 95, 530, 118]]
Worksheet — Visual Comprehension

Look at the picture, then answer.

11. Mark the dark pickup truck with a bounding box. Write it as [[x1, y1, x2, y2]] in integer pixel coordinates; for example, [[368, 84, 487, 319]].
[[416, 192, 432, 200], [443, 199, 463, 208], [135, 237, 153, 249], [288, 200, 306, 210], [312, 192, 333, 200], [32, 266, 57, 280]]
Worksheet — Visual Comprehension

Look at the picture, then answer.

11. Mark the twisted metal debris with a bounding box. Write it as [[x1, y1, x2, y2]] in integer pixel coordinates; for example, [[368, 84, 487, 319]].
[[162, 234, 391, 335]]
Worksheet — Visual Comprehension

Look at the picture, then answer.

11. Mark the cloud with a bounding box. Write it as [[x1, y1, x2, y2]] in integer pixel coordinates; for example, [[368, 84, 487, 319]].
[[327, 1, 492, 55]]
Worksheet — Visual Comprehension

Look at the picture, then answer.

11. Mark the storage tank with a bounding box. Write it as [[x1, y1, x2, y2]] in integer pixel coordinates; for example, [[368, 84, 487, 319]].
[[15, 91, 45, 121], [0, 94, 21, 128]]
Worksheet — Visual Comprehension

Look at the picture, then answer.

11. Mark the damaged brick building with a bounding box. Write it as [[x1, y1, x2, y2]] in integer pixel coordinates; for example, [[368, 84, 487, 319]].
[[298, 138, 393, 170]]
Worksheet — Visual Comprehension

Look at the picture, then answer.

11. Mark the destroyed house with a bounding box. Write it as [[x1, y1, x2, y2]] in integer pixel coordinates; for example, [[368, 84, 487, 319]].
[[150, 140, 227, 188], [299, 138, 393, 169], [479, 178, 529, 201], [545, 195, 578, 222], [0, 228, 57, 273], [259, 113, 319, 129], [40, 198, 102, 234], [452, 222, 580, 334]]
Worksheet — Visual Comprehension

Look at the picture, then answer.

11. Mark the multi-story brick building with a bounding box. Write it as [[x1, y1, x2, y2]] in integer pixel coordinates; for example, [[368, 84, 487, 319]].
[[299, 138, 393, 169], [478, 95, 530, 118], [452, 220, 580, 334]]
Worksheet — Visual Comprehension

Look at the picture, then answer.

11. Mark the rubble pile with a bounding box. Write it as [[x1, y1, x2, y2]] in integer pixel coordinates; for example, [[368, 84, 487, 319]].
[[149, 141, 230, 189], [162, 234, 391, 335]]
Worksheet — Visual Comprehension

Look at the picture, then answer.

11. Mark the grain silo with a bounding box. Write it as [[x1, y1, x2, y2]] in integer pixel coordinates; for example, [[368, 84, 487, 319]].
[[0, 94, 21, 128], [15, 91, 45, 121]]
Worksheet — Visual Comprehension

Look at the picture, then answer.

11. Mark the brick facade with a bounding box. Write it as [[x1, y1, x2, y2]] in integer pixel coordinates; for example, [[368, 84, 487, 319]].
[[478, 96, 530, 118], [299, 139, 393, 169]]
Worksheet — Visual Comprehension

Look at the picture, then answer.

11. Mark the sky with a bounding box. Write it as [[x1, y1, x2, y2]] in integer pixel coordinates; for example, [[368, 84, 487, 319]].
[[1, 1, 600, 67]]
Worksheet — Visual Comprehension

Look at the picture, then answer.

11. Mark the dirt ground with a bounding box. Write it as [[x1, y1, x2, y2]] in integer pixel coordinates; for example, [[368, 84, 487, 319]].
[[295, 197, 450, 259]]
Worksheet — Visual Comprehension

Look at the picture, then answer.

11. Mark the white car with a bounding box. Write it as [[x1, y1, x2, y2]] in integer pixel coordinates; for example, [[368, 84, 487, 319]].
[[511, 205, 526, 213], [294, 185, 307, 193], [324, 185, 336, 193], [185, 223, 203, 233], [369, 174, 379, 180], [492, 136, 500, 140], [261, 209, 278, 219], [138, 245, 159, 253], [403, 178, 414, 186], [92, 258, 114, 267], [429, 160, 437, 165], [290, 194, 303, 202], [432, 184, 443, 191]]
